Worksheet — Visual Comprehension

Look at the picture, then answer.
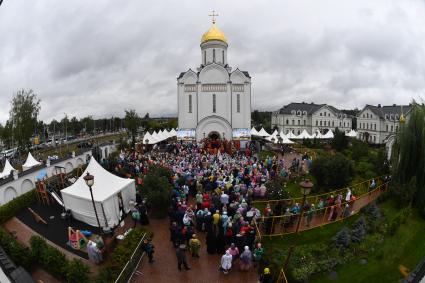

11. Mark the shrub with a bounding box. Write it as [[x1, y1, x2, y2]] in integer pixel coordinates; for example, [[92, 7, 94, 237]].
[[66, 259, 90, 283], [310, 153, 353, 192], [351, 217, 367, 243], [265, 177, 290, 200], [97, 227, 151, 282], [0, 190, 36, 224], [331, 128, 349, 151], [0, 228, 32, 269], [30, 236, 68, 279], [333, 228, 351, 250]]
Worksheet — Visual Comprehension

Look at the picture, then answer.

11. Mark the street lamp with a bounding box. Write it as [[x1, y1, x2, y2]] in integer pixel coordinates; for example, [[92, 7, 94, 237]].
[[83, 172, 102, 234]]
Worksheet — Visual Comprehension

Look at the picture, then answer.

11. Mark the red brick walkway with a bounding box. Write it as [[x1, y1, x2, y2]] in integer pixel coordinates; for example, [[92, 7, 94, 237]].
[[130, 218, 258, 283]]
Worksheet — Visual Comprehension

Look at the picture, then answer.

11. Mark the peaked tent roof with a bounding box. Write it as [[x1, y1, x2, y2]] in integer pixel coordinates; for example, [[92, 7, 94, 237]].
[[257, 127, 270, 137], [169, 128, 177, 137], [0, 159, 16, 179], [286, 131, 299, 139], [294, 129, 313, 139], [22, 152, 41, 169], [345, 129, 357, 137], [250, 127, 259, 136], [323, 130, 334, 139], [61, 157, 134, 202]]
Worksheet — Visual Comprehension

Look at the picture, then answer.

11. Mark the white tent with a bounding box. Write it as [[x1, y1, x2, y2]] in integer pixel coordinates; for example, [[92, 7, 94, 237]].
[[61, 157, 136, 228], [0, 159, 16, 179], [313, 131, 324, 139], [22, 152, 41, 170], [257, 127, 270, 137], [286, 131, 299, 139], [345, 129, 357, 137], [296, 129, 313, 139], [323, 130, 334, 139], [163, 129, 171, 139], [250, 127, 259, 136], [280, 134, 295, 144], [169, 128, 177, 137]]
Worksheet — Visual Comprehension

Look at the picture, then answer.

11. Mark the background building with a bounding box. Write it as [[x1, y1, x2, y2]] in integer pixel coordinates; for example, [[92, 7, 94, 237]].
[[177, 18, 251, 141], [271, 102, 352, 135], [356, 104, 411, 144]]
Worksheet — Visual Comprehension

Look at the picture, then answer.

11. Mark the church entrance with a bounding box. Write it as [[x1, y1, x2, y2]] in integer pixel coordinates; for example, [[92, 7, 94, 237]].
[[208, 131, 220, 140]]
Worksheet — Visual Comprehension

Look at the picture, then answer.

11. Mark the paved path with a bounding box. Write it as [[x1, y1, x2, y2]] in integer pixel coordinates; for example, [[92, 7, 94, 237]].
[[130, 218, 258, 283]]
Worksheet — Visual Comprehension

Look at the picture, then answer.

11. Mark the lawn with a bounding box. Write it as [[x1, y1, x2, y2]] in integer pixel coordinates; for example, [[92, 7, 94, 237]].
[[310, 200, 425, 283]]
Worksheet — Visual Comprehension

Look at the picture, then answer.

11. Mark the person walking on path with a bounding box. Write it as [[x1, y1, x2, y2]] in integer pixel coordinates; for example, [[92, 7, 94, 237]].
[[220, 250, 233, 274], [141, 238, 155, 263], [188, 234, 201, 258], [239, 246, 253, 271], [259, 267, 272, 283], [176, 244, 191, 271]]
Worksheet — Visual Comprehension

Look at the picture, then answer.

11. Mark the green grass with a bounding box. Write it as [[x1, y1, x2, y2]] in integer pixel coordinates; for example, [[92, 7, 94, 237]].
[[310, 201, 425, 283]]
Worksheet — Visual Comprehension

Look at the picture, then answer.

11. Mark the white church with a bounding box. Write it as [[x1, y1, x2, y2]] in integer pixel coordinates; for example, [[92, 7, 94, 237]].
[[177, 15, 251, 141]]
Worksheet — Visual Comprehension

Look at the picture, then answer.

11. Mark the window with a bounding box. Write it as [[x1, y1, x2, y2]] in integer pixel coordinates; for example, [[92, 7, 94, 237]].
[[396, 125, 399, 132], [298, 130, 301, 135], [366, 113, 369, 118], [332, 121, 334, 127], [320, 113, 322, 116], [188, 94, 192, 113], [390, 125, 393, 132], [373, 136, 376, 142], [298, 120, 300, 125], [236, 94, 240, 113], [316, 120, 318, 126], [213, 49, 216, 62], [304, 120, 306, 126], [320, 121, 322, 126], [386, 125, 388, 131], [328, 121, 330, 126], [292, 119, 295, 125], [343, 122, 345, 127], [286, 119, 289, 125], [340, 122, 342, 126], [204, 50, 206, 65], [328, 113, 330, 117], [212, 94, 216, 113], [222, 50, 224, 64], [374, 124, 376, 130]]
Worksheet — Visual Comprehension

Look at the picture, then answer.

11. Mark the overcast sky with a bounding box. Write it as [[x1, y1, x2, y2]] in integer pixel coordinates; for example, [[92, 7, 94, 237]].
[[1, 0, 424, 123]]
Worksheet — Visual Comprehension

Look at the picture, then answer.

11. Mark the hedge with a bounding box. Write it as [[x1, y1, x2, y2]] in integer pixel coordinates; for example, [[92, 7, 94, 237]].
[[0, 189, 37, 224], [30, 235, 90, 282], [0, 228, 32, 269], [96, 227, 152, 282]]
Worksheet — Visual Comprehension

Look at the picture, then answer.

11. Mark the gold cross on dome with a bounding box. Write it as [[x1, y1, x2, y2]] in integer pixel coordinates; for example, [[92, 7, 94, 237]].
[[209, 10, 219, 24]]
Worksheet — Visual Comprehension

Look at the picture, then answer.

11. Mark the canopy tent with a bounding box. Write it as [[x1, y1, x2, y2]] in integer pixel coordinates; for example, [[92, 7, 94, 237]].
[[61, 157, 136, 228], [257, 127, 270, 137], [313, 131, 324, 139], [0, 159, 16, 179], [162, 129, 171, 139], [169, 128, 177, 137], [286, 131, 299, 139], [295, 129, 313, 139], [250, 127, 259, 136], [323, 130, 334, 139], [345, 129, 357, 137], [279, 134, 295, 144], [265, 132, 278, 143], [22, 152, 41, 171]]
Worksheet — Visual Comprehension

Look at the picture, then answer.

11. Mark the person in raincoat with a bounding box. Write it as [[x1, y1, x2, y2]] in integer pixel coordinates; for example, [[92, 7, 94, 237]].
[[239, 246, 253, 271], [220, 250, 233, 274], [188, 234, 201, 258]]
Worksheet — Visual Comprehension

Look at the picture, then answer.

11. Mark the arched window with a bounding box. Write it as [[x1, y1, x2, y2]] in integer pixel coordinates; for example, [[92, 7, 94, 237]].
[[303, 120, 306, 126], [316, 120, 318, 126], [222, 50, 225, 64], [286, 119, 289, 125], [292, 119, 295, 125], [236, 94, 240, 113], [213, 49, 216, 63], [320, 121, 322, 126], [212, 94, 216, 113], [188, 94, 192, 113]]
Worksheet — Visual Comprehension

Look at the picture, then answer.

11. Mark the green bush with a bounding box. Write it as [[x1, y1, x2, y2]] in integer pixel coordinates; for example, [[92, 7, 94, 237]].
[[0, 228, 32, 269], [141, 165, 172, 218], [30, 236, 68, 279], [97, 227, 151, 282], [66, 259, 90, 283], [0, 189, 36, 224]]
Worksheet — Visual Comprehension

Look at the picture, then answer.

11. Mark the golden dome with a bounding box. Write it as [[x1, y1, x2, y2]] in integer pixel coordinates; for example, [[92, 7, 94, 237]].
[[201, 23, 227, 44], [399, 113, 406, 124]]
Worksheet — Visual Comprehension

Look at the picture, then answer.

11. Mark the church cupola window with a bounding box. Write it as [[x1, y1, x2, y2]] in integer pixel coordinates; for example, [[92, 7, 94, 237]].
[[212, 94, 216, 113], [204, 51, 206, 65], [213, 49, 216, 62], [222, 50, 225, 64]]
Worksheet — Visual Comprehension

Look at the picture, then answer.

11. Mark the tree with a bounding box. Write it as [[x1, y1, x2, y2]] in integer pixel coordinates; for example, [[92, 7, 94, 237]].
[[331, 128, 348, 151], [8, 89, 41, 148], [351, 217, 367, 243], [333, 228, 350, 250], [310, 153, 353, 192], [141, 165, 172, 218], [124, 109, 139, 143], [391, 103, 425, 217]]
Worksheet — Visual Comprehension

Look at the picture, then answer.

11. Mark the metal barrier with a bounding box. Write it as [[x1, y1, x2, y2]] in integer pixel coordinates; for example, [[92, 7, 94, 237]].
[[115, 232, 147, 283], [276, 268, 289, 283], [254, 181, 389, 237], [252, 176, 386, 207]]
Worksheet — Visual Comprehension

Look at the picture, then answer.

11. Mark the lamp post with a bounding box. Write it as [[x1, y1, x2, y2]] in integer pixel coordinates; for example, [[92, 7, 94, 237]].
[[284, 179, 314, 271], [84, 172, 102, 234]]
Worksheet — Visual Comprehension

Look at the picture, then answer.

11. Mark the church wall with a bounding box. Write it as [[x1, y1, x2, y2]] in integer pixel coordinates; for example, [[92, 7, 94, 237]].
[[177, 83, 198, 129]]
